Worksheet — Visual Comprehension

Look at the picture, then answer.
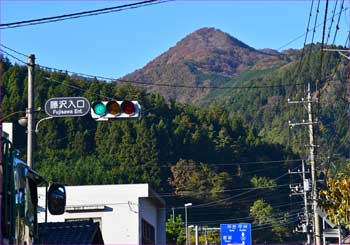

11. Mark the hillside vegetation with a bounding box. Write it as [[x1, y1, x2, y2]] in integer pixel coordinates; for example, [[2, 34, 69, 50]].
[[1, 27, 349, 243]]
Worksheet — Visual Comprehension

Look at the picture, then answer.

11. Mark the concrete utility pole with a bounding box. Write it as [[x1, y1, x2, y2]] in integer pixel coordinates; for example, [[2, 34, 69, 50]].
[[289, 160, 311, 244], [302, 160, 311, 245], [185, 203, 192, 245], [288, 82, 321, 245], [27, 54, 35, 168], [307, 83, 321, 245], [195, 225, 199, 245]]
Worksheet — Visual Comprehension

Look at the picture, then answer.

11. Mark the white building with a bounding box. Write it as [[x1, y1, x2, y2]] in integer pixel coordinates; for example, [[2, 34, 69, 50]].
[[38, 184, 166, 245]]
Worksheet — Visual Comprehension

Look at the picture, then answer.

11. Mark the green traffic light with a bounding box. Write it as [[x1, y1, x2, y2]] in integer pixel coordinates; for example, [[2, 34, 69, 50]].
[[93, 102, 106, 116]]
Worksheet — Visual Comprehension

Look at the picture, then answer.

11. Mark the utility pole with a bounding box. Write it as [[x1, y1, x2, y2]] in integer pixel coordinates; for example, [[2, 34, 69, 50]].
[[27, 54, 35, 168], [289, 160, 311, 244], [288, 82, 321, 245], [195, 225, 199, 245], [302, 160, 311, 245], [307, 83, 321, 245]]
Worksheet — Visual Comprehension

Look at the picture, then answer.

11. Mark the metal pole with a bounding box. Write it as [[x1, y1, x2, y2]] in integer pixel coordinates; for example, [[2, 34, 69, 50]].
[[24, 54, 35, 245], [195, 225, 199, 245], [205, 229, 208, 245], [27, 54, 35, 168], [302, 160, 311, 245], [0, 54, 3, 245], [172, 207, 175, 223], [185, 206, 188, 245], [307, 82, 321, 245]]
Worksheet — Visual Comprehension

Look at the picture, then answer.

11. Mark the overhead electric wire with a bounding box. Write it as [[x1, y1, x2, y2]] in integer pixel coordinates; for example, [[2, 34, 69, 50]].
[[320, 0, 330, 74], [0, 44, 28, 58], [168, 166, 298, 210], [44, 77, 116, 101], [345, 31, 350, 47], [158, 184, 290, 198], [189, 210, 301, 226], [326, 0, 339, 44], [0, 49, 27, 65], [252, 218, 299, 231], [277, 5, 348, 51], [332, 0, 345, 44], [311, 0, 322, 45], [160, 158, 302, 168], [296, 0, 315, 75], [189, 208, 302, 226], [0, 0, 170, 30], [317, 0, 329, 110], [39, 64, 303, 90]]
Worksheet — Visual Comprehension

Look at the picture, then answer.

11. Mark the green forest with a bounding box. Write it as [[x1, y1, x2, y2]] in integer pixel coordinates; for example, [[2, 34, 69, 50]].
[[1, 46, 349, 243]]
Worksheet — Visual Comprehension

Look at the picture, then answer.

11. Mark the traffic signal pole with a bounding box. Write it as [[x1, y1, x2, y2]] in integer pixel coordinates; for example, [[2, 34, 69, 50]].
[[27, 54, 35, 168], [25, 54, 35, 245]]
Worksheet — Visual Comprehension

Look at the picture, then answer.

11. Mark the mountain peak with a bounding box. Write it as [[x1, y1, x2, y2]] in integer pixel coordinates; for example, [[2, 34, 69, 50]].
[[144, 27, 256, 67], [182, 27, 253, 50], [123, 27, 285, 103]]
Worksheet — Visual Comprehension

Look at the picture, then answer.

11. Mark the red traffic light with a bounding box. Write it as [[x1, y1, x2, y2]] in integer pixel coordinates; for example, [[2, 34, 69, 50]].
[[121, 101, 136, 115]]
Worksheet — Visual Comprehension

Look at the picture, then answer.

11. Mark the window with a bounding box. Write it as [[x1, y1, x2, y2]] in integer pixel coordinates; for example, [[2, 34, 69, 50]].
[[141, 219, 155, 244]]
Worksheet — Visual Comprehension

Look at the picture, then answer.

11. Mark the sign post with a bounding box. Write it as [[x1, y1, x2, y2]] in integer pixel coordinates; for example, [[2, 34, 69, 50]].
[[45, 97, 90, 117], [220, 224, 251, 245]]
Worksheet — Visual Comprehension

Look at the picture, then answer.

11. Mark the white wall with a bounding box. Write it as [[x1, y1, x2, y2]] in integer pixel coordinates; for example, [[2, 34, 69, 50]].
[[2, 122, 13, 142], [38, 184, 165, 245]]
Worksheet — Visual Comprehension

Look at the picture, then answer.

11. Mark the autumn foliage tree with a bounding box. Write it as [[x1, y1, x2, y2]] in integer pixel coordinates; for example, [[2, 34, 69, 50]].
[[319, 174, 350, 228]]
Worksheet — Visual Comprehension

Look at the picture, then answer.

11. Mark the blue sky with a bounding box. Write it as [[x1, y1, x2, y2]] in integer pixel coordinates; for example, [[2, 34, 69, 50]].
[[1, 1, 349, 78]]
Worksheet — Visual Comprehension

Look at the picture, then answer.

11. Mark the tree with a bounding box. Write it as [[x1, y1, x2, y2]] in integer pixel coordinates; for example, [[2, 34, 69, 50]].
[[169, 159, 230, 200], [319, 174, 350, 228], [250, 176, 277, 190], [166, 214, 185, 245], [250, 199, 291, 243]]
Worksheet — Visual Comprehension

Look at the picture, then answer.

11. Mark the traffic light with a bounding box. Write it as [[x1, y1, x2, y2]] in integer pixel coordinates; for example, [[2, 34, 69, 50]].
[[91, 100, 141, 121]]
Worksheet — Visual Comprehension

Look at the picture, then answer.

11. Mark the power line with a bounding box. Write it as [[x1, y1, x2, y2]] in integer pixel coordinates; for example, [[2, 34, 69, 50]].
[[0, 0, 170, 30], [297, 0, 315, 75], [311, 0, 322, 45], [0, 49, 27, 65], [174, 166, 297, 210], [277, 7, 348, 51], [189, 209, 302, 226], [39, 64, 303, 90], [158, 184, 290, 198], [0, 44, 28, 57], [160, 158, 302, 168], [345, 31, 350, 47], [326, 0, 339, 44], [43, 77, 116, 101], [332, 0, 345, 44]]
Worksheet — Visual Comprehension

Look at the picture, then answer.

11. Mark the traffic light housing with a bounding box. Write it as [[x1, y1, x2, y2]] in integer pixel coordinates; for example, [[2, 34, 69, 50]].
[[91, 100, 141, 121]]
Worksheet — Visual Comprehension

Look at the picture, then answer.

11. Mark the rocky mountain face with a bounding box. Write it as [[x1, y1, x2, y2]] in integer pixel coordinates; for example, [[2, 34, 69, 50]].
[[123, 27, 288, 103]]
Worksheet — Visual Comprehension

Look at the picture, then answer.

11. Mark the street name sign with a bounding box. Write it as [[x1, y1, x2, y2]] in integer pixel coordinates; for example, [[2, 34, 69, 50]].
[[220, 223, 251, 245], [45, 97, 90, 117]]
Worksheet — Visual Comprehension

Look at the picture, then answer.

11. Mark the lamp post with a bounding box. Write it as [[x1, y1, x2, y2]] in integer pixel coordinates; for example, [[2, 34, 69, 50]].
[[185, 203, 192, 245]]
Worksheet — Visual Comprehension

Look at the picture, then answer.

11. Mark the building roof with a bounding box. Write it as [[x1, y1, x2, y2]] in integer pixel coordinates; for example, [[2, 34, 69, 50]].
[[38, 220, 104, 244], [38, 183, 165, 208]]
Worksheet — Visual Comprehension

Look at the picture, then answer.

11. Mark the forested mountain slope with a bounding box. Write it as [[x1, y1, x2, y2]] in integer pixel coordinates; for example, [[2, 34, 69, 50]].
[[1, 27, 349, 242], [1, 57, 301, 242], [123, 27, 289, 103]]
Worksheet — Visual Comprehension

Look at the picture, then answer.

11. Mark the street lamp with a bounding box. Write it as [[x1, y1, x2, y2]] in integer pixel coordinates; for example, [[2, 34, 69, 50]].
[[185, 203, 192, 245]]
